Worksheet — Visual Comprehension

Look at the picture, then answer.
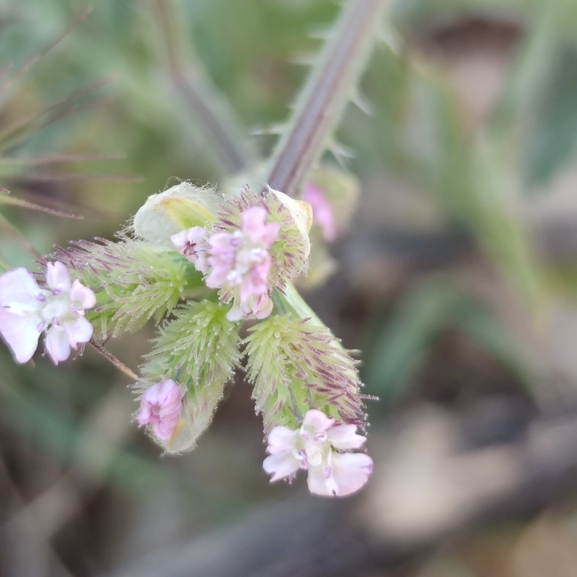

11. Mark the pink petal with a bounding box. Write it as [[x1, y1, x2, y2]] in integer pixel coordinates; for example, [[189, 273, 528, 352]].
[[302, 410, 334, 434], [303, 183, 338, 242], [46, 262, 71, 292], [263, 451, 301, 482], [329, 453, 373, 497], [225, 305, 244, 321], [137, 402, 152, 426], [0, 307, 42, 363], [261, 222, 280, 248], [241, 206, 267, 243], [44, 326, 71, 364], [327, 425, 366, 450], [153, 414, 180, 441], [0, 268, 43, 314], [137, 380, 183, 441], [253, 293, 273, 319], [266, 426, 299, 454], [306, 465, 336, 497], [70, 280, 96, 309], [64, 316, 93, 348], [208, 232, 236, 250], [156, 380, 183, 414], [171, 227, 208, 266], [170, 229, 190, 252], [205, 266, 230, 288]]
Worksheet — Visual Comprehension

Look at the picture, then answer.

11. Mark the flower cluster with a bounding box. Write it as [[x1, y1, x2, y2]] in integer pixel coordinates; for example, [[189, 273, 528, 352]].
[[170, 186, 310, 321], [0, 262, 95, 364], [263, 410, 373, 496], [172, 206, 280, 320], [1, 181, 374, 498]]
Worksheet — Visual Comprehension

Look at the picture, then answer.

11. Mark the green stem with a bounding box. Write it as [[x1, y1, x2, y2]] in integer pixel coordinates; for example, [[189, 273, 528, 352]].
[[152, 0, 254, 174], [272, 283, 325, 328]]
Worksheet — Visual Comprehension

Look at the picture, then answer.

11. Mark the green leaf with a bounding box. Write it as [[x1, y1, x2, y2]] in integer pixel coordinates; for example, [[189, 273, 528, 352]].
[[523, 46, 577, 187]]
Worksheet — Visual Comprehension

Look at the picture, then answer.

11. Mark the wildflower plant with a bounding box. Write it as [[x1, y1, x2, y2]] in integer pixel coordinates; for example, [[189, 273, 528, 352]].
[[0, 0, 387, 497]]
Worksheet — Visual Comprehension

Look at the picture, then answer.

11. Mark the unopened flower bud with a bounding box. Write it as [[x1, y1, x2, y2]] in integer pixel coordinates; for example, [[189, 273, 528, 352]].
[[132, 182, 219, 243]]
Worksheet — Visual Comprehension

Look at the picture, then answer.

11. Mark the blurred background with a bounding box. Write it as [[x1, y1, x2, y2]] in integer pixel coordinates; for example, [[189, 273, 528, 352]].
[[2, 0, 577, 576]]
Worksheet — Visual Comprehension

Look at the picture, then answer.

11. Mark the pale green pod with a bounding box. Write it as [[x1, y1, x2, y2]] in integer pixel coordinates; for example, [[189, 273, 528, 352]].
[[132, 182, 219, 243]]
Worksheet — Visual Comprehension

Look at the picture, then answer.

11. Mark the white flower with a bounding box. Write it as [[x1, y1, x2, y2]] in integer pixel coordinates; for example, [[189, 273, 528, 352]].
[[263, 409, 373, 497], [0, 262, 96, 364]]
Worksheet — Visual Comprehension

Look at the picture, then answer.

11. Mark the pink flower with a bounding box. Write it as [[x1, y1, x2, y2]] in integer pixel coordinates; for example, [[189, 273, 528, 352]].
[[205, 206, 280, 310], [226, 293, 273, 321], [303, 183, 338, 242], [0, 263, 96, 364], [170, 226, 209, 273], [263, 409, 373, 497], [136, 379, 183, 441]]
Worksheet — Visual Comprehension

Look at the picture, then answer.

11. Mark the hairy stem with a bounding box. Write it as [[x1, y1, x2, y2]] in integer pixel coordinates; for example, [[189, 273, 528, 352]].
[[263, 0, 386, 198], [152, 0, 253, 174], [89, 340, 138, 380]]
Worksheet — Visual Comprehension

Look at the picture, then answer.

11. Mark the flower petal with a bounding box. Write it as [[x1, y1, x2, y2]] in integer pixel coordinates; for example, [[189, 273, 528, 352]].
[[261, 222, 280, 248], [46, 262, 71, 292], [303, 183, 338, 242], [266, 426, 299, 454], [327, 424, 366, 450], [153, 414, 180, 441], [70, 280, 96, 309], [241, 206, 267, 243], [137, 380, 183, 442], [64, 316, 93, 349], [0, 307, 42, 363], [44, 325, 71, 364], [330, 452, 373, 497], [0, 268, 44, 314], [253, 294, 273, 319], [263, 451, 301, 482], [306, 452, 372, 497], [302, 409, 334, 434], [306, 464, 336, 497]]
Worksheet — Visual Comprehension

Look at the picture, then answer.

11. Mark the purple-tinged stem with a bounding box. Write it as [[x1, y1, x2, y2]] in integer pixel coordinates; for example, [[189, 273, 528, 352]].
[[264, 0, 386, 198], [89, 340, 138, 380]]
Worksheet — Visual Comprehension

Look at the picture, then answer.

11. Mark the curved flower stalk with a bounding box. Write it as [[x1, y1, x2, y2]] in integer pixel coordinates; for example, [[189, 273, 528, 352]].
[[264, 409, 372, 497], [0, 262, 95, 364]]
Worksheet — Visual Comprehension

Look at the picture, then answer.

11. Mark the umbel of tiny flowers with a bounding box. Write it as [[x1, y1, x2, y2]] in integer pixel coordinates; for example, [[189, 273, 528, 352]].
[[170, 186, 311, 321], [263, 409, 373, 497], [205, 206, 279, 302], [0, 262, 96, 364], [136, 379, 184, 442], [172, 206, 280, 320]]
